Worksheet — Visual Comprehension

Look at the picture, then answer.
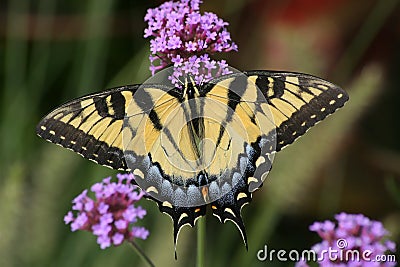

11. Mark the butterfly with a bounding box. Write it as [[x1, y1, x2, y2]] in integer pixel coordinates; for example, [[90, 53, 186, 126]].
[[36, 70, 348, 250]]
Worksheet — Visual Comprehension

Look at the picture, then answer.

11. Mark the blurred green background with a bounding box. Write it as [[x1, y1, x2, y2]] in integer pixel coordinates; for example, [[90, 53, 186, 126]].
[[1, 0, 400, 266]]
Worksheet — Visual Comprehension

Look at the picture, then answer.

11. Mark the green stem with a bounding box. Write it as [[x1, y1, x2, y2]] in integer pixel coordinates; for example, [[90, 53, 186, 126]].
[[197, 217, 206, 267], [129, 240, 155, 267]]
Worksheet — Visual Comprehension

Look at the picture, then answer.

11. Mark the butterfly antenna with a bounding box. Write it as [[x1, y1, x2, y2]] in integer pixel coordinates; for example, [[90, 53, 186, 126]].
[[175, 72, 185, 89]]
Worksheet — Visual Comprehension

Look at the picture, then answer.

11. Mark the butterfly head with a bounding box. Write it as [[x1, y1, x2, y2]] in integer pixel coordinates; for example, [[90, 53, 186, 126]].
[[183, 74, 200, 99]]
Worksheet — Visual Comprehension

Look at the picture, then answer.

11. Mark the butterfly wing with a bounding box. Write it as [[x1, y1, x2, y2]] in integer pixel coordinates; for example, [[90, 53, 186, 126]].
[[36, 85, 140, 170], [37, 84, 208, 255], [201, 70, 348, 247], [244, 70, 349, 150]]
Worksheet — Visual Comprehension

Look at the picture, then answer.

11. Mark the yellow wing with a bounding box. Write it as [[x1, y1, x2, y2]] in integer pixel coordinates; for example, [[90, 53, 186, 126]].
[[245, 70, 349, 150], [36, 85, 140, 170]]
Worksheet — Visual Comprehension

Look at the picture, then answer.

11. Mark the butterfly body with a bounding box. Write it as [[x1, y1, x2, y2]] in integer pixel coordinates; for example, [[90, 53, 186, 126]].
[[37, 70, 348, 249]]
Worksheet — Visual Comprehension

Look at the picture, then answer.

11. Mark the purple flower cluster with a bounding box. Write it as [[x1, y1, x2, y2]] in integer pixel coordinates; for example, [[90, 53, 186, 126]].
[[144, 0, 238, 87], [297, 213, 396, 267], [64, 174, 149, 249]]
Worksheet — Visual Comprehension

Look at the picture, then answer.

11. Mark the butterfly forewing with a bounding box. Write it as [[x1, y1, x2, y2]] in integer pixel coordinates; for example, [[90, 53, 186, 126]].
[[36, 85, 140, 170], [245, 71, 349, 150]]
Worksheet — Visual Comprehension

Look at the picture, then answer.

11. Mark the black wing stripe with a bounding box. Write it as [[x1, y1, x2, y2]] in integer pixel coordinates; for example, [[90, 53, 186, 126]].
[[134, 89, 163, 130], [94, 96, 110, 117], [226, 75, 248, 121], [216, 75, 248, 147], [110, 92, 126, 119]]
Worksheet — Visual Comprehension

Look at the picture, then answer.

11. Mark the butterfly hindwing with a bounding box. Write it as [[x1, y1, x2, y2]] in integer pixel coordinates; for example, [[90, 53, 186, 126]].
[[152, 196, 206, 258]]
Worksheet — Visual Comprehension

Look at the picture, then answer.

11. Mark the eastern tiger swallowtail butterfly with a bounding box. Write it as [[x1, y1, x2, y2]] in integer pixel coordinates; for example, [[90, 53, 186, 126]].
[[36, 70, 348, 250]]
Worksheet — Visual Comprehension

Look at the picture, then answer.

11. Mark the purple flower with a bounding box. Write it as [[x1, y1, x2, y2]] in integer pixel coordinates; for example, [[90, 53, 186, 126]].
[[185, 41, 197, 52], [97, 235, 111, 250], [144, 0, 238, 87], [167, 35, 182, 49], [295, 259, 310, 267], [115, 219, 128, 230], [171, 54, 183, 66], [298, 213, 396, 266], [64, 211, 74, 224], [186, 12, 201, 25], [112, 233, 125, 245], [132, 226, 150, 240], [64, 173, 149, 249]]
